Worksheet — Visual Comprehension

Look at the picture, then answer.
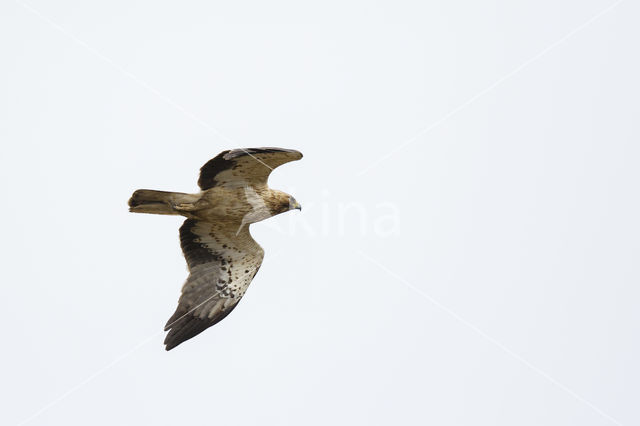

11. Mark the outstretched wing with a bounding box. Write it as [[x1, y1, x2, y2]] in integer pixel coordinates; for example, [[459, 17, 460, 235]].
[[198, 147, 303, 190], [164, 219, 264, 350]]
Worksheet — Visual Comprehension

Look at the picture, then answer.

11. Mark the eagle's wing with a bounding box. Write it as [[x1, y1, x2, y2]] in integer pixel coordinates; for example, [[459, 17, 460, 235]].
[[164, 219, 264, 350], [198, 147, 303, 189]]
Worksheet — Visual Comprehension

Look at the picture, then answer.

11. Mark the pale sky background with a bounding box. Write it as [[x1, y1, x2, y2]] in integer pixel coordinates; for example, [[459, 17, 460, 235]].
[[1, 1, 639, 425]]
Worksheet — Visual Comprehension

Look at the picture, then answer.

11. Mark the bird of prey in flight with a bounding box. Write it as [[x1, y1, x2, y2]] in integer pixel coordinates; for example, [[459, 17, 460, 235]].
[[128, 148, 303, 350]]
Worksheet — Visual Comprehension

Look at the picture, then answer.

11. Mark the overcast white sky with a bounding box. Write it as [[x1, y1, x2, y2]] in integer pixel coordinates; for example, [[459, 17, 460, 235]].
[[1, 1, 639, 425]]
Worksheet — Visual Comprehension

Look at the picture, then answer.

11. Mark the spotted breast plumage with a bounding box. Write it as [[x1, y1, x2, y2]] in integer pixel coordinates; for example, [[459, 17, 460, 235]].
[[128, 148, 303, 350]]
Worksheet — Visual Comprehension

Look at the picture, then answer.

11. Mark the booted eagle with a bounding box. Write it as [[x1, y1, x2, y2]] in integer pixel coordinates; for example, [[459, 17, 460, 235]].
[[128, 148, 303, 350]]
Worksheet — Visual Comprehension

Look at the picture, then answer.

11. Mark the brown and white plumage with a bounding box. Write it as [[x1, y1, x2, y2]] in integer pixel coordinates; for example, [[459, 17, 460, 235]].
[[128, 148, 302, 350]]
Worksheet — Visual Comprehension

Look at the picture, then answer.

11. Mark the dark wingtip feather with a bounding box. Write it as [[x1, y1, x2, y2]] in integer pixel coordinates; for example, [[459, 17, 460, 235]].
[[163, 303, 240, 351], [223, 147, 302, 160], [164, 313, 216, 351]]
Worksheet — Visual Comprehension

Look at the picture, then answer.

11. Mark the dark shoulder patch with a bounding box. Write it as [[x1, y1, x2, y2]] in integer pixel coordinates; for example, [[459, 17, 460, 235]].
[[197, 150, 232, 190], [179, 219, 222, 269], [163, 302, 239, 351]]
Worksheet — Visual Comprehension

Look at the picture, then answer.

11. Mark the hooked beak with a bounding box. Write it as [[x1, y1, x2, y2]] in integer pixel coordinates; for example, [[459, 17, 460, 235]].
[[292, 201, 302, 211]]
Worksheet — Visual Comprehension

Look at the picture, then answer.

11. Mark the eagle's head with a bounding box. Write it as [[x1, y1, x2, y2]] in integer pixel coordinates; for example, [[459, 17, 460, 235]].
[[267, 190, 301, 215]]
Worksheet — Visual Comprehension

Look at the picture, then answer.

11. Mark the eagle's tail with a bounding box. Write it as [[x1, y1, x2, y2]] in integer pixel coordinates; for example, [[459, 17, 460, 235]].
[[128, 189, 196, 215]]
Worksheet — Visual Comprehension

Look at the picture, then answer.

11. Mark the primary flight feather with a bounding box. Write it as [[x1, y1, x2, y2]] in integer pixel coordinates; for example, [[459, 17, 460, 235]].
[[128, 148, 303, 350]]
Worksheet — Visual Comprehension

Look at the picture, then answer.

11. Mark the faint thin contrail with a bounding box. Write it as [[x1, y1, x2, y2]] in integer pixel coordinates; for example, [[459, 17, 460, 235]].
[[357, 0, 626, 176], [357, 250, 623, 426], [14, 0, 238, 146], [15, 251, 284, 426]]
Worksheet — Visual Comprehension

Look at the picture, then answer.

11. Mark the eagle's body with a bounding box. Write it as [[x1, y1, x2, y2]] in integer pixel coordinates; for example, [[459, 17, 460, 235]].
[[128, 148, 302, 350]]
